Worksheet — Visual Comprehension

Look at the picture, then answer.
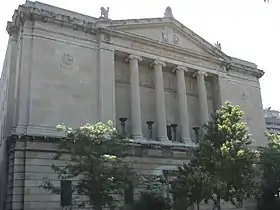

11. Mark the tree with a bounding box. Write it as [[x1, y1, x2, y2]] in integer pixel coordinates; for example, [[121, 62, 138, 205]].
[[133, 175, 171, 210], [258, 133, 280, 210], [171, 165, 213, 210], [171, 102, 259, 210], [41, 121, 137, 210]]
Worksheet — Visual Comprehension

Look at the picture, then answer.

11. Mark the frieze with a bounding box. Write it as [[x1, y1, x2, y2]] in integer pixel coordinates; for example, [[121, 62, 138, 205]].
[[131, 43, 188, 62], [116, 38, 262, 79], [129, 42, 218, 70], [10, 3, 263, 79], [8, 5, 98, 37]]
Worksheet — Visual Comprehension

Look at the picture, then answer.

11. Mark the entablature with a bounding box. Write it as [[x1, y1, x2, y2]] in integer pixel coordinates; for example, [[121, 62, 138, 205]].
[[6, 1, 264, 79]]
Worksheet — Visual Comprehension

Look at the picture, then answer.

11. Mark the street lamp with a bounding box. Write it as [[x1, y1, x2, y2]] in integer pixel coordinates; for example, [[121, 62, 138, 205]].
[[146, 121, 154, 139], [192, 126, 200, 143], [119, 117, 128, 135]]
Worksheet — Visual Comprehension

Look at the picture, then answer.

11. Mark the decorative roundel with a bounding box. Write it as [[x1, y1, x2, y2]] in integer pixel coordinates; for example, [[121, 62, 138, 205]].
[[241, 92, 248, 102], [59, 53, 74, 68]]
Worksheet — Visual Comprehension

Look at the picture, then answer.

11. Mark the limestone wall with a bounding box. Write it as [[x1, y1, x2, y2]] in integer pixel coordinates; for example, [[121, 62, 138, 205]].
[[8, 140, 257, 210], [9, 140, 190, 210], [220, 70, 266, 146], [13, 20, 101, 136]]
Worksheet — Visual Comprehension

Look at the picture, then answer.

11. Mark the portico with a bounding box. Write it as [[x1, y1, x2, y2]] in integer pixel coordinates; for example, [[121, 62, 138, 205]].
[[115, 51, 214, 145]]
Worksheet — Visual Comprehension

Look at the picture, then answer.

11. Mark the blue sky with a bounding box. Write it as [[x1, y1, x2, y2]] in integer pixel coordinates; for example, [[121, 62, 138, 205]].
[[0, 0, 279, 110]]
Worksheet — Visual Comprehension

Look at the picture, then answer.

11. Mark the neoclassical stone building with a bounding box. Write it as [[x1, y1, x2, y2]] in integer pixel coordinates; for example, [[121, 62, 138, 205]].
[[264, 108, 280, 134], [0, 1, 266, 210]]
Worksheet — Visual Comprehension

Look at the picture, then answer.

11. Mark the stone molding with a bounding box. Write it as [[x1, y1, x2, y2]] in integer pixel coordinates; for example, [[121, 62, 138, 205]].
[[9, 134, 197, 157], [6, 4, 98, 37], [13, 125, 65, 137], [7, 2, 264, 80]]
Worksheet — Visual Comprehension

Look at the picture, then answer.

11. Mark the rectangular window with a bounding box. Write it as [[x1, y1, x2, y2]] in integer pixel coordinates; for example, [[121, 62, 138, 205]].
[[60, 180, 72, 207]]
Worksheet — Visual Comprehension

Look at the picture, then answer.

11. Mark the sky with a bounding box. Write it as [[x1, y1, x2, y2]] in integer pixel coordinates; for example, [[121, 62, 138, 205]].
[[0, 0, 279, 110]]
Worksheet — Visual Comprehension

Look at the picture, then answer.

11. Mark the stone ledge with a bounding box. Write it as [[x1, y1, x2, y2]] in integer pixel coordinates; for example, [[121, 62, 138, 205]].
[[9, 134, 196, 160], [130, 138, 198, 151]]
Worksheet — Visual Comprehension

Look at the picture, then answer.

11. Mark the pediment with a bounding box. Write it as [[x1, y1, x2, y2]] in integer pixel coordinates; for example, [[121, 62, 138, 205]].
[[109, 19, 229, 61]]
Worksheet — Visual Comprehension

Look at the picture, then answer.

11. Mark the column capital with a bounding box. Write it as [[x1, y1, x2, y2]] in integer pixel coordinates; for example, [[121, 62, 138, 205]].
[[150, 60, 166, 68], [192, 71, 208, 78], [125, 54, 142, 62], [173, 66, 188, 73]]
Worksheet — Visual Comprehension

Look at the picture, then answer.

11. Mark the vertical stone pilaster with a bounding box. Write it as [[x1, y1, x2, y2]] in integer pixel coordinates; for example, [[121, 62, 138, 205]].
[[6, 34, 18, 135], [98, 45, 116, 124], [217, 72, 229, 104], [15, 23, 33, 134]]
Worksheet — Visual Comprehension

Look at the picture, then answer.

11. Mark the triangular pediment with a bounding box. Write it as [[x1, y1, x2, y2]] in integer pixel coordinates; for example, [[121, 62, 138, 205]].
[[108, 18, 230, 61]]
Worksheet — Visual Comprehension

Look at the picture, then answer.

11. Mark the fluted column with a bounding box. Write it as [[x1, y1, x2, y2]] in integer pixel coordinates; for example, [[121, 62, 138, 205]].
[[174, 66, 191, 144], [152, 60, 168, 141], [196, 71, 209, 125], [128, 55, 143, 140]]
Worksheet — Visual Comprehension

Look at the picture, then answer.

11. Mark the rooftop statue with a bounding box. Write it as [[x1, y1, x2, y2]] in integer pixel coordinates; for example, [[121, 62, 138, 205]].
[[214, 41, 222, 51], [164, 6, 173, 18], [100, 7, 109, 19]]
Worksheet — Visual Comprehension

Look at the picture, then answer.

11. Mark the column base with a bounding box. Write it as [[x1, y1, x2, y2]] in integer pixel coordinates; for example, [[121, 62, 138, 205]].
[[181, 138, 195, 146], [157, 136, 170, 142], [132, 134, 143, 141]]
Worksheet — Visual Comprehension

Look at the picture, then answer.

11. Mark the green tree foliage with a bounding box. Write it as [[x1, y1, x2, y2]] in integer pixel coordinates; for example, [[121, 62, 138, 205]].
[[171, 165, 213, 210], [258, 133, 280, 210], [172, 102, 258, 210], [41, 121, 137, 210], [133, 175, 171, 210]]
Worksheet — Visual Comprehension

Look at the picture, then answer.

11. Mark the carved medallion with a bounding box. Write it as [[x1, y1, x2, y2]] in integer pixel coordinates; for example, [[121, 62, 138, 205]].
[[59, 53, 74, 68], [161, 27, 179, 45], [241, 92, 248, 102]]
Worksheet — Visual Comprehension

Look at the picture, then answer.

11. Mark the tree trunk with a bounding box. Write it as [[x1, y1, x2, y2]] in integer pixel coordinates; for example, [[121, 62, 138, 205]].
[[196, 201, 200, 210], [212, 197, 221, 210], [95, 205, 102, 210], [217, 197, 221, 210]]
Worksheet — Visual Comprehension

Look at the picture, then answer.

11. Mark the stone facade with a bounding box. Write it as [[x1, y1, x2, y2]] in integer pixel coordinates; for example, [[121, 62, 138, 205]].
[[0, 1, 266, 210], [264, 108, 280, 134]]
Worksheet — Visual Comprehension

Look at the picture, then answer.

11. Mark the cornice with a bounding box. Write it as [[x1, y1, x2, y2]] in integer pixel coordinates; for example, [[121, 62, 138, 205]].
[[6, 4, 99, 37], [105, 28, 263, 78], [9, 134, 196, 154], [6, 2, 264, 79], [107, 21, 264, 78], [231, 62, 265, 79], [105, 28, 226, 64], [108, 17, 231, 60]]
